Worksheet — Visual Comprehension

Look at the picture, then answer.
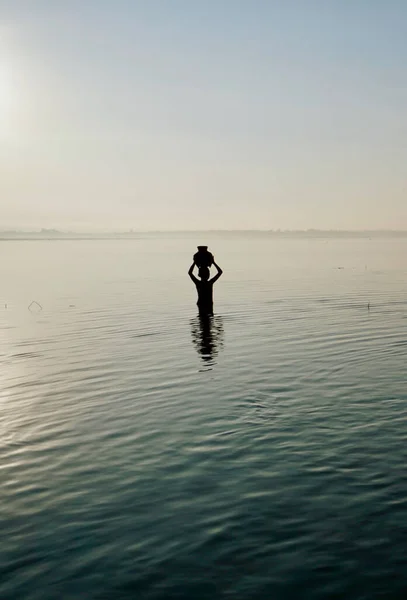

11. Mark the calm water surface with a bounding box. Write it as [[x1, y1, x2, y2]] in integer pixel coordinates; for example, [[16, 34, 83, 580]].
[[1, 234, 407, 599]]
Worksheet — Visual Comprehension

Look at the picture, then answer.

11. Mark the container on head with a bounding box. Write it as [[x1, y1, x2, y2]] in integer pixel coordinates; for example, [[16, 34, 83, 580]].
[[193, 246, 214, 268]]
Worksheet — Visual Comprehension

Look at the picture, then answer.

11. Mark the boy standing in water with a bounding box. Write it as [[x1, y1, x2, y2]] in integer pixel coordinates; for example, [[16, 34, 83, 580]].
[[188, 262, 223, 315]]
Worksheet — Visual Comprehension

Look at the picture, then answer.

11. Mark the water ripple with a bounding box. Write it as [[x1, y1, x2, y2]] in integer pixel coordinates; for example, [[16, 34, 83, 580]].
[[2, 238, 407, 599]]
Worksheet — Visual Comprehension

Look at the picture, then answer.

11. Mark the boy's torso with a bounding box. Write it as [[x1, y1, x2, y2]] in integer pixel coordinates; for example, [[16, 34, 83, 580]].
[[195, 281, 213, 305]]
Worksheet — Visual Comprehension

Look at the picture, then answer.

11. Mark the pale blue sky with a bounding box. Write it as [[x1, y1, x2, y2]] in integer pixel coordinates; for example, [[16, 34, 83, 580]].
[[1, 1, 406, 230]]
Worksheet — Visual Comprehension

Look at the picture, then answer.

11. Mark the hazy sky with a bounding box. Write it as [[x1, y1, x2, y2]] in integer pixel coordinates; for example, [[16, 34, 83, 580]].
[[1, 1, 406, 230]]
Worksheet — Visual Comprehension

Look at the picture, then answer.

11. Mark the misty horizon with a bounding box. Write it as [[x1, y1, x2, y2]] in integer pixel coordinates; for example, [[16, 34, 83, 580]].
[[3, 227, 407, 238]]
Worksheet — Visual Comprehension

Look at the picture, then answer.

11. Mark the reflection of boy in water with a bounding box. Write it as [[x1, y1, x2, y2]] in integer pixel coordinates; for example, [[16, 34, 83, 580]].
[[188, 262, 223, 314], [190, 313, 224, 364]]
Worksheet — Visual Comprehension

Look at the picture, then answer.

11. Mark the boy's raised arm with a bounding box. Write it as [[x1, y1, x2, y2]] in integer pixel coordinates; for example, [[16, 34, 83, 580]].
[[188, 263, 199, 284], [210, 262, 223, 283]]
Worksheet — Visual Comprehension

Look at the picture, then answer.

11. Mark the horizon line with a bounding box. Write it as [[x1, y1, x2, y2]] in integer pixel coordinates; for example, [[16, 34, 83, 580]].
[[3, 228, 407, 233]]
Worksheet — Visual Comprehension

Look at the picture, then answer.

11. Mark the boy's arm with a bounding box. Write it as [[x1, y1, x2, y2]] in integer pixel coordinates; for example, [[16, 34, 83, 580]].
[[210, 262, 223, 284], [188, 263, 199, 284]]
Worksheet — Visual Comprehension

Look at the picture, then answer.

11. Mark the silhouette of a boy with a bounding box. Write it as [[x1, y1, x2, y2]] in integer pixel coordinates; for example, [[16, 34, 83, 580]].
[[188, 261, 223, 315]]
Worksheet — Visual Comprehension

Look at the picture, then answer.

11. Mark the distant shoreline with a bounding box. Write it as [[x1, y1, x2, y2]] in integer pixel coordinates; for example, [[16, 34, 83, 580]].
[[2, 230, 407, 241]]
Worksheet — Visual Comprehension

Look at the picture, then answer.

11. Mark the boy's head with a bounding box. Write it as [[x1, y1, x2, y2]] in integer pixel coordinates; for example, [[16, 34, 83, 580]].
[[199, 266, 210, 281]]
